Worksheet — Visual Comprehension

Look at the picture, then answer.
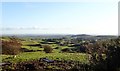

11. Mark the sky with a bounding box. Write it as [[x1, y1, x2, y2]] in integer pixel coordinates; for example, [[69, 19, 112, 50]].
[[1, 1, 119, 35]]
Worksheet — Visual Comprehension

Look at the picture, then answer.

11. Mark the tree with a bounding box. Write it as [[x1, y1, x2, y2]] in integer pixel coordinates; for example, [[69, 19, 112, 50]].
[[43, 45, 53, 53], [2, 39, 22, 55]]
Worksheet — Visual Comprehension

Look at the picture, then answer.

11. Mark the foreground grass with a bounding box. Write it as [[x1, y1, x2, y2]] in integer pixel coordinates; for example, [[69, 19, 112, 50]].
[[1, 51, 89, 64]]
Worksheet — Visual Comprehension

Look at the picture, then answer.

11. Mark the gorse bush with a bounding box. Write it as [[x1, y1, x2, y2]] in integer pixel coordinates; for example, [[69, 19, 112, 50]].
[[86, 42, 107, 71], [43, 45, 53, 53], [105, 38, 120, 71], [86, 37, 120, 71], [2, 39, 22, 55]]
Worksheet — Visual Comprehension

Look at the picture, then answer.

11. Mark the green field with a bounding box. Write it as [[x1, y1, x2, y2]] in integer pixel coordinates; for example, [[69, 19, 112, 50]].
[[1, 35, 120, 71], [1, 37, 89, 64], [1, 52, 89, 63]]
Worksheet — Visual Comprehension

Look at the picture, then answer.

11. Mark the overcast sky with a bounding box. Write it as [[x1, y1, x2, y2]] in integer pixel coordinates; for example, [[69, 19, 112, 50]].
[[1, 0, 119, 35]]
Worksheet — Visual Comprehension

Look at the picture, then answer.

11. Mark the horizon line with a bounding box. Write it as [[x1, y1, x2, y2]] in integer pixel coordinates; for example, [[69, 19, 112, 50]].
[[1, 33, 118, 36]]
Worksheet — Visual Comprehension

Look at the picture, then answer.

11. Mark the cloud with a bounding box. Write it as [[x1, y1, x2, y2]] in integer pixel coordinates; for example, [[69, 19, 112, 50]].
[[1, 27, 72, 31], [1, 27, 40, 30]]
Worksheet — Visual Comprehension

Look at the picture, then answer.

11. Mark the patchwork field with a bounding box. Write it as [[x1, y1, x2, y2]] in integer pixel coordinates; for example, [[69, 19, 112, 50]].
[[1, 35, 120, 71]]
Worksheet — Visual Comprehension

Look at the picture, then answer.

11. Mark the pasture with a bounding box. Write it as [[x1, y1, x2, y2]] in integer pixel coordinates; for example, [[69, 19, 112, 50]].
[[1, 35, 119, 71]]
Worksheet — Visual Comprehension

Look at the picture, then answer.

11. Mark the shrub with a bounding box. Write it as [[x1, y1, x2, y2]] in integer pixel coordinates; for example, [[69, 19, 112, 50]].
[[2, 39, 22, 55], [86, 37, 120, 71], [43, 45, 53, 53]]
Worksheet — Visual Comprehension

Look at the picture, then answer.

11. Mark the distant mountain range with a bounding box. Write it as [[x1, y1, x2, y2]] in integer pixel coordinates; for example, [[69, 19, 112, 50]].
[[70, 34, 117, 40], [1, 34, 118, 39]]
